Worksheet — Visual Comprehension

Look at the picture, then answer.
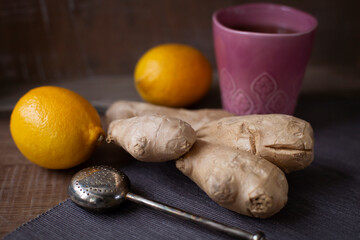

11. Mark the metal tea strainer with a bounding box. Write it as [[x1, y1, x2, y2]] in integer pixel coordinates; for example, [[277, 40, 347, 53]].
[[68, 166, 265, 240]]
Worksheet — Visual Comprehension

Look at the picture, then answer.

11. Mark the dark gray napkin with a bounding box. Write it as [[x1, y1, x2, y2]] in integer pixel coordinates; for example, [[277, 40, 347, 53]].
[[5, 96, 360, 240]]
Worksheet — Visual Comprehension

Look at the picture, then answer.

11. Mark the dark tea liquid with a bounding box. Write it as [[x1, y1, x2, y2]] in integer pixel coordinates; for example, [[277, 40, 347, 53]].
[[228, 24, 297, 34]]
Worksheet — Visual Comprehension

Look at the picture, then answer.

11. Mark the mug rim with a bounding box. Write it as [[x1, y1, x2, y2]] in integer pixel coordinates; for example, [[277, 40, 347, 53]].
[[213, 3, 318, 37]]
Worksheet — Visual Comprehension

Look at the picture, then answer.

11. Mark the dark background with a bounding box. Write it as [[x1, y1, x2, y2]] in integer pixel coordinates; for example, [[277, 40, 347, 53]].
[[0, 0, 359, 90]]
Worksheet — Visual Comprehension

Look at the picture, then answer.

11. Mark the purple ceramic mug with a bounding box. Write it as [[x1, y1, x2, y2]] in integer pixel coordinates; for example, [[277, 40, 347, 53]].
[[213, 3, 317, 115]]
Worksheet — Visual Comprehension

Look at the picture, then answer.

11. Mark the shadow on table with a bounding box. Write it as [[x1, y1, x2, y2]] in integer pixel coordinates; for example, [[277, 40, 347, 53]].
[[295, 92, 360, 129], [277, 162, 352, 219], [48, 143, 133, 182]]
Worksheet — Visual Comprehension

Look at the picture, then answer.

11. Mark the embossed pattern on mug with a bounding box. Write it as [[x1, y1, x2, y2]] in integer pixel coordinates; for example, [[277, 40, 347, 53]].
[[251, 72, 277, 101], [219, 68, 254, 115], [251, 72, 289, 113], [219, 70, 289, 114]]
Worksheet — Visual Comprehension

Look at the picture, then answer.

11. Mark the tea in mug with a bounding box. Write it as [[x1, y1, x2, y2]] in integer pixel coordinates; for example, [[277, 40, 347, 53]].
[[228, 24, 297, 34]]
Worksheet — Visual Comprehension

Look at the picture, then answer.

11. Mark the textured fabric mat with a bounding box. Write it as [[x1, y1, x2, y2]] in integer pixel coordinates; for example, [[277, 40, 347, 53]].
[[5, 96, 360, 240]]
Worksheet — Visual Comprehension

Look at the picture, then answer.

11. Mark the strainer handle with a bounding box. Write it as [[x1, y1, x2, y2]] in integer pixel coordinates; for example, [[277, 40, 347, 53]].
[[126, 192, 265, 240]]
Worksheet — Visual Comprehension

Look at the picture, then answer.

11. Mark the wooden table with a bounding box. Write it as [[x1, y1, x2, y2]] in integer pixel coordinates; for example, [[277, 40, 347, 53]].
[[0, 76, 135, 237], [0, 113, 140, 237], [0, 115, 78, 236], [1, 72, 359, 238]]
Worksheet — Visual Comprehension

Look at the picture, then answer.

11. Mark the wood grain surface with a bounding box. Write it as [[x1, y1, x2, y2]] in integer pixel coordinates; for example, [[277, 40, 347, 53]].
[[0, 116, 71, 236], [0, 115, 133, 237], [1, 82, 359, 238], [0, 0, 359, 85], [1, 72, 359, 238]]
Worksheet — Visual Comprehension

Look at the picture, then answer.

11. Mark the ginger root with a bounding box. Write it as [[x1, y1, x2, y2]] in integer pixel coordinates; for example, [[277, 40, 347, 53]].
[[105, 101, 233, 131], [196, 115, 314, 173], [107, 115, 196, 162], [105, 101, 314, 218], [176, 140, 288, 218]]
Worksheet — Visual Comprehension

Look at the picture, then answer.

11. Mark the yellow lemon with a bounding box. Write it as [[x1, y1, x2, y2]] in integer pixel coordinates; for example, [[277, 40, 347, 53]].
[[134, 44, 212, 107], [10, 86, 104, 169]]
